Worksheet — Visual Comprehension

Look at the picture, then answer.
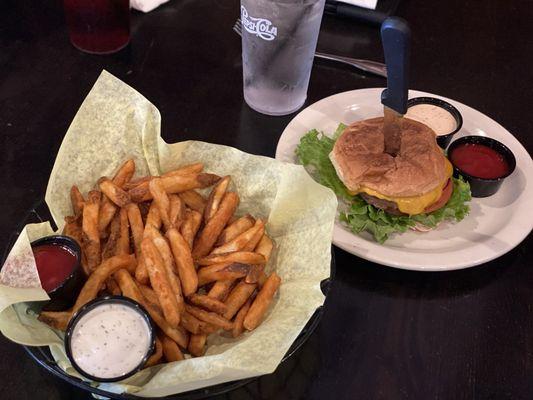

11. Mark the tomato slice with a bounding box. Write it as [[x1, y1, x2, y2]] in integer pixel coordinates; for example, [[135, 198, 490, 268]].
[[424, 179, 453, 213]]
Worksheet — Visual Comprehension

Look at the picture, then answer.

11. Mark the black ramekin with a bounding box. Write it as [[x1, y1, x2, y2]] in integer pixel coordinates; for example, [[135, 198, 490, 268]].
[[407, 96, 463, 149], [448, 135, 516, 198], [30, 235, 84, 311], [64, 296, 156, 383]]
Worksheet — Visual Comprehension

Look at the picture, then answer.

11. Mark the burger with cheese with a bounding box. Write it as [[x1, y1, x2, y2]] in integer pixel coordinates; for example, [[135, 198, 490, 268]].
[[296, 118, 471, 243]]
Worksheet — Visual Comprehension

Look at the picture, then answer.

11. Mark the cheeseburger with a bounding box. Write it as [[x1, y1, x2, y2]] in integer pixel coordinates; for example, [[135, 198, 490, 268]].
[[329, 117, 453, 217]]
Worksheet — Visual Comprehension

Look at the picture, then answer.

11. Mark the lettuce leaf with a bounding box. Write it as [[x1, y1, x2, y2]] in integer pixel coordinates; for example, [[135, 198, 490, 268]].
[[295, 125, 472, 243], [294, 124, 349, 200], [341, 176, 471, 243]]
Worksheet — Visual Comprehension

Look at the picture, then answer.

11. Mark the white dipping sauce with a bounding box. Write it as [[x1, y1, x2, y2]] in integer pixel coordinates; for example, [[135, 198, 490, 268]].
[[70, 303, 152, 379], [405, 103, 457, 136]]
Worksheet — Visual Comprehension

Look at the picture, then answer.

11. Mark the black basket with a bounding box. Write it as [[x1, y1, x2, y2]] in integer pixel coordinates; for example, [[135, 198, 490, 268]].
[[3, 200, 335, 399]]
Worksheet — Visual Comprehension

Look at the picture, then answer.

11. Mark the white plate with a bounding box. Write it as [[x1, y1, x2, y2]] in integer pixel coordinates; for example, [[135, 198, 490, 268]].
[[275, 89, 533, 271]]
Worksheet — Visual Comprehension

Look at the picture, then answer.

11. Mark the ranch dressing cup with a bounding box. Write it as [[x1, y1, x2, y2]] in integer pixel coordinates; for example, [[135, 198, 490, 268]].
[[406, 97, 463, 149], [65, 296, 155, 382], [240, 0, 326, 116]]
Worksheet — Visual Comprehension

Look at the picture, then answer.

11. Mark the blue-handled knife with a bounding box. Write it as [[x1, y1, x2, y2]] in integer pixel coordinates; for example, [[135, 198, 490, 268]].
[[380, 17, 411, 156]]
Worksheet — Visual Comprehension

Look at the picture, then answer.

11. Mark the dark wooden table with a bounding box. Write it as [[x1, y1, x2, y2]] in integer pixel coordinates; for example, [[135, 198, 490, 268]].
[[1, 0, 532, 399]]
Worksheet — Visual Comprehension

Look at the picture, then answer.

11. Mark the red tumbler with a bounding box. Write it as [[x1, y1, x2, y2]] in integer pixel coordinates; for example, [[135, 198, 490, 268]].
[[63, 0, 130, 54]]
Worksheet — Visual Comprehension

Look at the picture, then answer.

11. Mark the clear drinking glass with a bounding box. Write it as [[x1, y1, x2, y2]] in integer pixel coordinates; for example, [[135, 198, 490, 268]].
[[63, 0, 130, 54], [240, 0, 326, 116]]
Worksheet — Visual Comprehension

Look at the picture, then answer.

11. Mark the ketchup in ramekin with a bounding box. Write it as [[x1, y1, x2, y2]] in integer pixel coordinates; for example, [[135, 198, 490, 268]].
[[31, 235, 84, 311], [33, 244, 77, 292], [448, 136, 516, 197]]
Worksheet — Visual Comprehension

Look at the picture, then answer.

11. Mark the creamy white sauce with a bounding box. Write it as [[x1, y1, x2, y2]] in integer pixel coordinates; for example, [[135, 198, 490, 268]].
[[405, 104, 457, 136], [70, 303, 151, 379]]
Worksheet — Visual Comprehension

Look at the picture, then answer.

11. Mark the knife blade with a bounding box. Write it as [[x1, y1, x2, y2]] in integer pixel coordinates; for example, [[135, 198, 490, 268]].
[[380, 17, 411, 157]]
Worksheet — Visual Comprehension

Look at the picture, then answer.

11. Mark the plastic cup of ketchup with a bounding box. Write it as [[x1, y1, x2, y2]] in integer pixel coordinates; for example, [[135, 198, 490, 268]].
[[31, 235, 84, 311], [448, 136, 516, 197]]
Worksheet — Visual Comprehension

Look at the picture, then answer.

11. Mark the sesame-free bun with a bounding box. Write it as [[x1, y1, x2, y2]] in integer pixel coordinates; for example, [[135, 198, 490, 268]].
[[329, 117, 447, 197]]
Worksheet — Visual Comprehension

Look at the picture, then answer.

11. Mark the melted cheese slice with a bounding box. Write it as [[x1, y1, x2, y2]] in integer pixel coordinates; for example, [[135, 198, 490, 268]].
[[355, 159, 453, 215]]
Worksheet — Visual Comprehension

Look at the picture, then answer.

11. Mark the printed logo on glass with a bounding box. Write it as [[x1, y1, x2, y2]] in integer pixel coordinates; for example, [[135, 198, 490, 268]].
[[241, 6, 278, 41]]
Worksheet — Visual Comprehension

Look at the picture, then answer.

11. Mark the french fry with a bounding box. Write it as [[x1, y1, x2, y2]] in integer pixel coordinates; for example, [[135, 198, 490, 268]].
[[204, 176, 230, 222], [72, 254, 136, 314], [166, 228, 198, 296], [96, 160, 134, 235], [136, 259, 149, 285], [145, 202, 162, 230], [99, 178, 131, 207], [178, 190, 206, 213], [163, 173, 220, 195], [126, 164, 202, 192], [116, 208, 130, 256], [197, 263, 250, 286], [215, 214, 255, 246], [197, 251, 265, 266], [63, 216, 83, 249], [63, 216, 86, 273], [142, 238, 181, 327], [135, 222, 161, 285], [135, 257, 150, 286], [180, 209, 202, 249], [114, 269, 188, 348], [258, 270, 268, 287], [162, 335, 184, 362], [97, 197, 117, 238], [126, 203, 148, 283], [138, 202, 151, 221], [105, 277, 121, 296], [82, 190, 101, 272], [149, 177, 171, 230], [126, 203, 144, 259], [151, 229, 185, 313], [210, 220, 264, 255], [254, 234, 274, 262], [70, 185, 85, 218], [112, 159, 135, 187], [169, 194, 185, 229], [185, 305, 233, 331], [243, 273, 281, 331], [188, 334, 207, 357], [241, 220, 265, 252], [123, 176, 151, 190], [232, 298, 252, 338], [138, 284, 160, 307], [192, 192, 239, 259], [207, 279, 235, 301], [199, 323, 219, 335], [223, 280, 256, 320], [180, 311, 204, 334], [38, 311, 71, 331], [130, 173, 220, 202], [145, 336, 163, 367], [188, 294, 227, 315], [244, 264, 263, 284], [101, 213, 121, 260], [162, 163, 204, 178]]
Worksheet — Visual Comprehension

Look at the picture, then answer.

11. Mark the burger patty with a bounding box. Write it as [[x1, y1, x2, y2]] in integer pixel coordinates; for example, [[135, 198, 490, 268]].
[[360, 179, 453, 216], [360, 193, 404, 215]]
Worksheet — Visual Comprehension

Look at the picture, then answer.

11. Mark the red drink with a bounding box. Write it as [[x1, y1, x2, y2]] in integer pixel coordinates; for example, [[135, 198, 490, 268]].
[[63, 0, 130, 54]]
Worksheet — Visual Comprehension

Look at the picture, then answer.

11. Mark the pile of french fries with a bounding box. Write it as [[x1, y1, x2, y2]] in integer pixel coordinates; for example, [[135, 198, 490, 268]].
[[38, 159, 281, 365]]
